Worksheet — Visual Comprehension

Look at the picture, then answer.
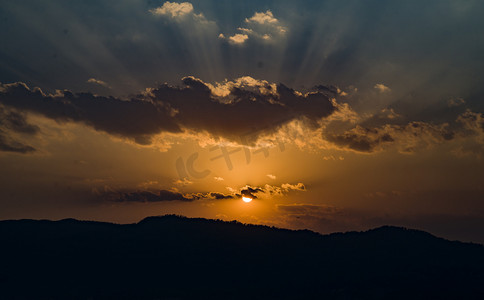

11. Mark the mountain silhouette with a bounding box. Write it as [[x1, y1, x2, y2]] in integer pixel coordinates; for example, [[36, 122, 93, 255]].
[[1, 215, 483, 299]]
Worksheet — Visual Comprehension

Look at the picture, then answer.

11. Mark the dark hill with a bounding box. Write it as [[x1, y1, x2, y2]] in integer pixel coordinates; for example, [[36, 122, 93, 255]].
[[1, 215, 483, 299]]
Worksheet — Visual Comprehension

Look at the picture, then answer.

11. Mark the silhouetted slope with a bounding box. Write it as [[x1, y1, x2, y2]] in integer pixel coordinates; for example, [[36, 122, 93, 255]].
[[0, 215, 483, 299]]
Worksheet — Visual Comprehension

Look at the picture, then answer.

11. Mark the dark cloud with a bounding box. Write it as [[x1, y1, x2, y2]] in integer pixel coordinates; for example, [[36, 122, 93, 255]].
[[0, 131, 36, 153], [0, 106, 38, 153], [0, 79, 336, 147], [325, 122, 454, 153], [103, 182, 305, 204], [148, 76, 336, 143], [0, 106, 39, 134], [103, 189, 240, 203], [104, 190, 193, 203], [237, 183, 305, 199], [325, 126, 395, 153], [239, 186, 264, 199], [0, 82, 180, 145], [209, 192, 235, 200]]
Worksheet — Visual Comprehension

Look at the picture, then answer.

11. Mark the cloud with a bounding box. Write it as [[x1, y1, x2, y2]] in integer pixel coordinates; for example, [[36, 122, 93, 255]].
[[448, 98, 466, 108], [0, 106, 39, 135], [0, 106, 38, 153], [266, 174, 276, 180], [276, 203, 339, 215], [239, 186, 264, 199], [244, 10, 287, 38], [209, 192, 234, 200], [228, 33, 249, 45], [281, 183, 306, 192], [454, 110, 484, 156], [0, 132, 36, 153], [174, 178, 193, 186], [237, 27, 253, 34], [4, 79, 481, 156], [457, 110, 484, 141], [220, 9, 287, 44], [0, 78, 337, 148], [102, 188, 239, 203], [104, 189, 193, 202], [87, 78, 109, 88], [245, 10, 279, 25], [214, 177, 224, 181], [325, 122, 454, 153], [149, 1, 213, 27], [235, 183, 306, 199], [0, 82, 180, 145], [150, 2, 194, 18], [374, 83, 391, 93]]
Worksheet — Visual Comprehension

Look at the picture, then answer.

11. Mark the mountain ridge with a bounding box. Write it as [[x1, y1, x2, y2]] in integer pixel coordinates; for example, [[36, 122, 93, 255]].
[[1, 215, 483, 299]]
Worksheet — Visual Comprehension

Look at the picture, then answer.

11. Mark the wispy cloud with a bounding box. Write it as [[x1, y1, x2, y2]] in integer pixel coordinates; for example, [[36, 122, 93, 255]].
[[87, 78, 110, 88], [374, 83, 391, 93]]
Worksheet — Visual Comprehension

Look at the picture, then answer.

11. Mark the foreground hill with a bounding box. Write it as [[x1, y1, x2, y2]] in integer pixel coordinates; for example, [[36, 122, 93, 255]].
[[0, 215, 483, 299]]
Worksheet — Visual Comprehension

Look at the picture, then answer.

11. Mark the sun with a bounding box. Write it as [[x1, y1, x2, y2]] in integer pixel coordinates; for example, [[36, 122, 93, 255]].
[[242, 196, 253, 203]]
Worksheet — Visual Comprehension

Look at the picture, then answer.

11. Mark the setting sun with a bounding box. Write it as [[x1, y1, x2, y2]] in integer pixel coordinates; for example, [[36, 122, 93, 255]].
[[242, 197, 253, 203]]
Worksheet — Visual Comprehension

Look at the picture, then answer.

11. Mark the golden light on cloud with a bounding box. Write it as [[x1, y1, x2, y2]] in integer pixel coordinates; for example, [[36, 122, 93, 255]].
[[242, 196, 253, 203]]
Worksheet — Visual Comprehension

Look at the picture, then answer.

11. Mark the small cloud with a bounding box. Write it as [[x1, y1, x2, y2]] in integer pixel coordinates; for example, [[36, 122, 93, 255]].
[[221, 9, 286, 45], [214, 176, 224, 181], [237, 27, 253, 34], [149, 1, 213, 25], [215, 214, 228, 220], [228, 33, 249, 45], [150, 1, 194, 18], [136, 180, 159, 189], [174, 178, 193, 186], [380, 108, 400, 119], [448, 98, 466, 107], [245, 10, 278, 25], [218, 33, 225, 39], [266, 174, 276, 180], [87, 78, 109, 88], [240, 186, 264, 199], [322, 155, 345, 161], [374, 83, 391, 93], [245, 10, 287, 36], [281, 183, 306, 192]]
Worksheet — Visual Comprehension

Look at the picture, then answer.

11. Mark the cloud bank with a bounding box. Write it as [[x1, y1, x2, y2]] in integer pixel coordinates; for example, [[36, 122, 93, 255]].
[[103, 182, 306, 203], [1, 77, 483, 156], [0, 78, 336, 147]]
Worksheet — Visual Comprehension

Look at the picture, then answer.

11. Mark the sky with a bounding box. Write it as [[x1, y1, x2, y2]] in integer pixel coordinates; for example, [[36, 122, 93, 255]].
[[1, 0, 484, 243]]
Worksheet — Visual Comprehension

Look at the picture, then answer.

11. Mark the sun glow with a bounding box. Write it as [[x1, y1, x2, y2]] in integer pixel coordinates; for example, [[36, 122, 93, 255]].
[[242, 197, 253, 203]]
